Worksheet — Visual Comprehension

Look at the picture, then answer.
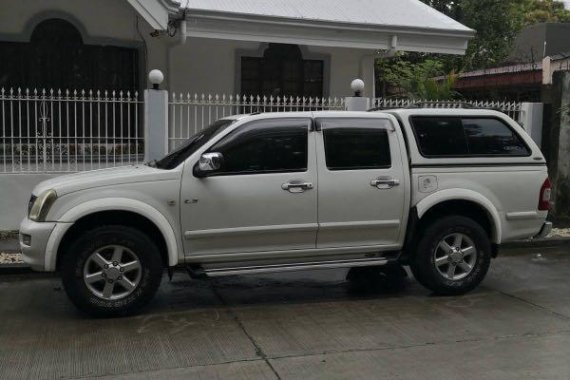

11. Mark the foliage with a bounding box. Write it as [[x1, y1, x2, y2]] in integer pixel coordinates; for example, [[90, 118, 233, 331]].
[[377, 0, 570, 98], [515, 0, 570, 25], [377, 57, 459, 100]]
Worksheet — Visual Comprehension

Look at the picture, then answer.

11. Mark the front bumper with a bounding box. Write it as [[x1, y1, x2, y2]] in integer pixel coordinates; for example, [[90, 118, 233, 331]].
[[19, 218, 57, 271], [534, 221, 553, 240]]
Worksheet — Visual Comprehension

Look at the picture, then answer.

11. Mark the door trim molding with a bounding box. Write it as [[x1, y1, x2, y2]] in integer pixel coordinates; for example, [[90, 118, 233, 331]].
[[319, 220, 400, 230], [185, 223, 318, 239]]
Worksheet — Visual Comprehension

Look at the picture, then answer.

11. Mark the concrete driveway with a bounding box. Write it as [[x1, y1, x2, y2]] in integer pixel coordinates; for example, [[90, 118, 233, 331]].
[[1, 245, 570, 380]]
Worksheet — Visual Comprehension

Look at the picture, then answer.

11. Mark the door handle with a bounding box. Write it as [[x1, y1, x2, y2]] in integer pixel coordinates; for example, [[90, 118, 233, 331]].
[[371, 177, 400, 190], [282, 181, 314, 193]]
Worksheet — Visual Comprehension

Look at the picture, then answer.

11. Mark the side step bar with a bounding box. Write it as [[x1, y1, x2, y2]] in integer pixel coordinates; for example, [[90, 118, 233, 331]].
[[195, 257, 390, 278]]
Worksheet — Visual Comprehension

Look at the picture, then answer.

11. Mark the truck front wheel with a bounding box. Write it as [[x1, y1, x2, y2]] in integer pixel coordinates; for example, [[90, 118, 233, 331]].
[[410, 216, 491, 295], [61, 225, 163, 317]]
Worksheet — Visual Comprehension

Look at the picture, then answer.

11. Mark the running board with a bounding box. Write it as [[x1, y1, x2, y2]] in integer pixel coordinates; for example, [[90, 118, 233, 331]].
[[201, 257, 389, 277]]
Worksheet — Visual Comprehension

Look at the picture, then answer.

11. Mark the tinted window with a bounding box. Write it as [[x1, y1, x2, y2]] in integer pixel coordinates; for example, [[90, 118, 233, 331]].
[[411, 117, 530, 157], [323, 126, 391, 170], [463, 118, 530, 156], [156, 119, 235, 170], [411, 117, 468, 156], [209, 119, 309, 175]]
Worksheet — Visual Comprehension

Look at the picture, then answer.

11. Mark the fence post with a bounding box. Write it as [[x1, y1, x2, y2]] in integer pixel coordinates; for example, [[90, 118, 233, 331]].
[[345, 79, 371, 111], [518, 102, 544, 147], [144, 70, 168, 162]]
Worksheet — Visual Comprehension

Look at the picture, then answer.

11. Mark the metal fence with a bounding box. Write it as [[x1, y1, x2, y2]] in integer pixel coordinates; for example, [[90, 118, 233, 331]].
[[372, 98, 523, 121], [169, 94, 524, 151], [0, 88, 143, 173], [1, 87, 525, 172], [168, 94, 345, 151]]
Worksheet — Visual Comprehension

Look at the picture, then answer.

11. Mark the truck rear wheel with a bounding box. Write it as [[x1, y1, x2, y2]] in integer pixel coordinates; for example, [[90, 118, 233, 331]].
[[410, 216, 491, 295], [61, 225, 163, 317]]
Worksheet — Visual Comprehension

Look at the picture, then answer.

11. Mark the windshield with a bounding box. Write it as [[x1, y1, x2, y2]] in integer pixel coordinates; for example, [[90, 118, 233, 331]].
[[153, 119, 236, 170]]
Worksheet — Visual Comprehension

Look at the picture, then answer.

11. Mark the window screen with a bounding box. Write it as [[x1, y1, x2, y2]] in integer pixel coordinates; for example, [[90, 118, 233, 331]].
[[411, 117, 530, 157], [209, 119, 309, 175], [323, 128, 391, 170]]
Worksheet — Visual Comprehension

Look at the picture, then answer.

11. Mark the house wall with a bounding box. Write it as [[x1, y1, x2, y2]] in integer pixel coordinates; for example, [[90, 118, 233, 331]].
[[0, 1, 375, 97], [168, 37, 376, 98], [0, 0, 168, 89]]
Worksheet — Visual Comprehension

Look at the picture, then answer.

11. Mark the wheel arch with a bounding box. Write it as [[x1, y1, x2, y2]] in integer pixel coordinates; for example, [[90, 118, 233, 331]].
[[415, 189, 502, 244], [46, 198, 180, 271]]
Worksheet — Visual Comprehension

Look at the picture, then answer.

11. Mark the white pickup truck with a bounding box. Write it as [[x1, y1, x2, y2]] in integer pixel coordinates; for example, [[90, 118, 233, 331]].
[[20, 109, 552, 316]]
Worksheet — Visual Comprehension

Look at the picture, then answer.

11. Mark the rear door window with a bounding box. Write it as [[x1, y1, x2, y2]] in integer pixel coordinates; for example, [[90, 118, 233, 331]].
[[321, 119, 392, 170]]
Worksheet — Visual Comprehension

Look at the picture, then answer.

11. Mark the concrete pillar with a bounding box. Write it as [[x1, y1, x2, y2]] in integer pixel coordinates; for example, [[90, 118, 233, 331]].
[[549, 71, 570, 223], [518, 102, 544, 147], [144, 70, 169, 162], [345, 79, 371, 111]]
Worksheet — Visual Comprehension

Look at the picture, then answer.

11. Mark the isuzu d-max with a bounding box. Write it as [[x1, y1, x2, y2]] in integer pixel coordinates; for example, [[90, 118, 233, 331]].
[[20, 109, 552, 316]]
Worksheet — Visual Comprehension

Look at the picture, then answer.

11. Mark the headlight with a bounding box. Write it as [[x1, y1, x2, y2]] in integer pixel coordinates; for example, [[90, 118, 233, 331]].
[[29, 190, 58, 222]]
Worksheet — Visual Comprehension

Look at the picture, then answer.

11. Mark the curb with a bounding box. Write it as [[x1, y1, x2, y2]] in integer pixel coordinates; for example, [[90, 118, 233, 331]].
[[0, 263, 33, 275]]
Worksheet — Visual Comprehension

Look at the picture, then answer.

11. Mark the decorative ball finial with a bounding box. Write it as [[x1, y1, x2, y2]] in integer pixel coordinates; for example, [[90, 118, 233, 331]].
[[149, 69, 164, 89], [351, 79, 365, 97]]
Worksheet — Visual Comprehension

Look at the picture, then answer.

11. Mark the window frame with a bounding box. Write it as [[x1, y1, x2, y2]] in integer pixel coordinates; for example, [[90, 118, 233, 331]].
[[409, 115, 532, 159], [197, 118, 312, 177], [317, 118, 393, 171]]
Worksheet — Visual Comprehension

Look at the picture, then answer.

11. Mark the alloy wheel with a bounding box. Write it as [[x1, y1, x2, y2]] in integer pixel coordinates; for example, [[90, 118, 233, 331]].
[[433, 233, 477, 281], [82, 245, 142, 300]]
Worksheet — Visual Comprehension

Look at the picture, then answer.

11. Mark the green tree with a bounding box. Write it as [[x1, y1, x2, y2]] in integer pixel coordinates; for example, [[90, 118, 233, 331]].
[[418, 0, 570, 71], [377, 57, 459, 100], [377, 0, 570, 99], [516, 0, 570, 25]]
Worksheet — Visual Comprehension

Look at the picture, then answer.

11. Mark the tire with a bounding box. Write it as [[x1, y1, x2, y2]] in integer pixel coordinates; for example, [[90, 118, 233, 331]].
[[409, 216, 491, 296], [61, 225, 163, 317]]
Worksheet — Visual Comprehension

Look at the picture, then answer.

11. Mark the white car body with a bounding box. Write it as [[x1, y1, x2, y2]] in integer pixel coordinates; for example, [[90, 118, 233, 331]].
[[20, 110, 551, 276]]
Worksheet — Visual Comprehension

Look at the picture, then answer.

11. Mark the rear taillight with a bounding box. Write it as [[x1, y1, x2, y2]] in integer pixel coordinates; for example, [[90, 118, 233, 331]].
[[538, 178, 552, 211]]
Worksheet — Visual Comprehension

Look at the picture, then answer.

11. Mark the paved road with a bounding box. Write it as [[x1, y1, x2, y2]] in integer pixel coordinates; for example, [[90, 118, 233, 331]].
[[1, 246, 570, 380]]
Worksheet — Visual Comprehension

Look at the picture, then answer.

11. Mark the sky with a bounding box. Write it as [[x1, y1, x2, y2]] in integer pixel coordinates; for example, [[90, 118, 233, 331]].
[[564, 0, 570, 10]]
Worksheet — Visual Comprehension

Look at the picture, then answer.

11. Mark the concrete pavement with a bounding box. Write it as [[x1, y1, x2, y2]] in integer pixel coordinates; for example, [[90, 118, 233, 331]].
[[1, 245, 570, 379]]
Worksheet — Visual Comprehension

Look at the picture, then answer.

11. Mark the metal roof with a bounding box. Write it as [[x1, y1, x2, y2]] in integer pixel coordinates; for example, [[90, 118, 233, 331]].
[[172, 0, 473, 35]]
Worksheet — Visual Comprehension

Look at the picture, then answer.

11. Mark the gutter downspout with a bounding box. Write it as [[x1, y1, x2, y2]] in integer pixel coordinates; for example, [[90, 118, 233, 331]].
[[166, 18, 188, 92]]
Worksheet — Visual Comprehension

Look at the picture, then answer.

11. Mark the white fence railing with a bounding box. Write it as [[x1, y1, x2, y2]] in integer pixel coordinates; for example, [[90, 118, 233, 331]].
[[168, 94, 524, 151], [0, 88, 143, 173], [1, 87, 525, 172], [372, 98, 523, 121], [168, 94, 345, 151]]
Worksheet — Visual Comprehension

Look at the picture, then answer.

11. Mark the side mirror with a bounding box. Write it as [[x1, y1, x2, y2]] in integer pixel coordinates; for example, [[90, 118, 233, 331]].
[[194, 152, 223, 177]]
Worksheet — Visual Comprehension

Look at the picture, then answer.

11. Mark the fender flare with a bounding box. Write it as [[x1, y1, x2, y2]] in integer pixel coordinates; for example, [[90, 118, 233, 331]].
[[45, 198, 180, 271], [415, 189, 502, 244]]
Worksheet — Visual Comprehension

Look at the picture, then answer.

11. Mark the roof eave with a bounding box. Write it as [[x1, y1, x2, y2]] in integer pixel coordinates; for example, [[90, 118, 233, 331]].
[[184, 11, 474, 55]]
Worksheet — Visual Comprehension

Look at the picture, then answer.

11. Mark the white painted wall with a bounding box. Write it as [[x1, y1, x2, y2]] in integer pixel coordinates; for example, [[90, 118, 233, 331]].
[[168, 37, 376, 98], [0, 174, 63, 230], [168, 38, 258, 95], [310, 46, 376, 98], [0, 1, 376, 97], [0, 0, 140, 41]]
